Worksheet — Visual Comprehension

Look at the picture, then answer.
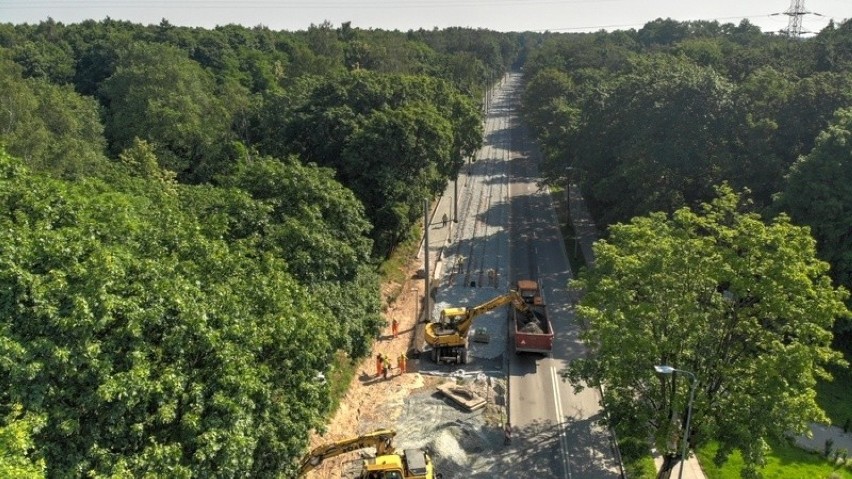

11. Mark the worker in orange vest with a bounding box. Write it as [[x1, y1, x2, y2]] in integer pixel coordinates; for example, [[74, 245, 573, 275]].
[[375, 353, 383, 377], [391, 318, 399, 338]]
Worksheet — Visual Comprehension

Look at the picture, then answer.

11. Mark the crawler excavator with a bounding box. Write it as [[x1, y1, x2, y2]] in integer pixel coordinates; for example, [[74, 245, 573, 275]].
[[297, 429, 440, 479], [425, 290, 533, 364]]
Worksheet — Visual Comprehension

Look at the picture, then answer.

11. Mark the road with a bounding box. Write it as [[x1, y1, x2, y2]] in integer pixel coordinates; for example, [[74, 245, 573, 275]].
[[493, 73, 622, 478], [426, 72, 621, 477]]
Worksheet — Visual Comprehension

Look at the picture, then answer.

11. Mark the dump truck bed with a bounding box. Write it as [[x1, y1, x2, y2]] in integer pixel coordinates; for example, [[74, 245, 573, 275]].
[[512, 304, 553, 354]]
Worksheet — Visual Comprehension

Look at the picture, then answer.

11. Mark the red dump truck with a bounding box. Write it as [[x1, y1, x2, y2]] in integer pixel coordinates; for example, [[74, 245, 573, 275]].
[[512, 279, 554, 354]]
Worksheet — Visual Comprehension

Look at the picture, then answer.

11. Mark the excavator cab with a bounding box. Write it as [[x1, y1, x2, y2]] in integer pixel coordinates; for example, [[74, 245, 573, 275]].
[[438, 307, 467, 325], [516, 280, 543, 305]]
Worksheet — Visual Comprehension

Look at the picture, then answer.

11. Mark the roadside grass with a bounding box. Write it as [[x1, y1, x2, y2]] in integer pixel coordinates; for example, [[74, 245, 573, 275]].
[[816, 341, 852, 431], [698, 439, 852, 479], [616, 435, 657, 479], [326, 350, 359, 418], [377, 226, 422, 308]]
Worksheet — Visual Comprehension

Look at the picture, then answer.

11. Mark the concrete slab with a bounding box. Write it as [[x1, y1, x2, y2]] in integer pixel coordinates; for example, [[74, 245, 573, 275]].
[[436, 382, 487, 412]]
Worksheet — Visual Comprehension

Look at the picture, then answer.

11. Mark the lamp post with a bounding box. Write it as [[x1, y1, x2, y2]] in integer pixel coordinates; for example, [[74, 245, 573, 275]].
[[654, 365, 698, 479]]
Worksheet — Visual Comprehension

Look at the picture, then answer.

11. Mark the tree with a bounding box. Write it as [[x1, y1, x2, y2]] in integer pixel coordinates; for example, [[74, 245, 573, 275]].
[[521, 68, 581, 173], [263, 71, 479, 255], [0, 148, 336, 477], [637, 18, 691, 48], [100, 42, 233, 183], [572, 55, 735, 226], [566, 185, 850, 478], [342, 103, 454, 254], [774, 72, 852, 164], [0, 56, 108, 179], [774, 107, 852, 333], [220, 154, 374, 284], [0, 406, 46, 478], [726, 66, 795, 208]]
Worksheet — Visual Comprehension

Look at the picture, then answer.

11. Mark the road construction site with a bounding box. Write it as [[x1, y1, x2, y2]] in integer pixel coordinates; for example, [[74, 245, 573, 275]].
[[305, 72, 620, 479]]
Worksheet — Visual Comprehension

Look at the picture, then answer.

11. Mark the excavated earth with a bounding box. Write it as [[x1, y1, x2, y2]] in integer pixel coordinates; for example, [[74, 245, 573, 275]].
[[305, 258, 509, 479]]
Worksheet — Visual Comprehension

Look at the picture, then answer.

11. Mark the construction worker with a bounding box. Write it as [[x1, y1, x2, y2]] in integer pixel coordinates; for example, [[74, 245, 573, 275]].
[[382, 354, 392, 380], [375, 353, 383, 377], [397, 352, 407, 374], [391, 318, 399, 338]]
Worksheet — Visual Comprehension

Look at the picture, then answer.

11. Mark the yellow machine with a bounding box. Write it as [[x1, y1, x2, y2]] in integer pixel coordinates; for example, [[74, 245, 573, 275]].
[[425, 290, 532, 364], [297, 429, 440, 479]]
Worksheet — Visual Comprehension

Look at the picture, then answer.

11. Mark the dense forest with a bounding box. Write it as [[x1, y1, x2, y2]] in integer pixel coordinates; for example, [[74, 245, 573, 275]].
[[0, 14, 850, 478], [0, 19, 518, 477], [521, 17, 852, 332], [520, 17, 852, 477]]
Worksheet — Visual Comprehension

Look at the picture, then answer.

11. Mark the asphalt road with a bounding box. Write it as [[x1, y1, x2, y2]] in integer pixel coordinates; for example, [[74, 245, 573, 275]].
[[497, 73, 622, 479]]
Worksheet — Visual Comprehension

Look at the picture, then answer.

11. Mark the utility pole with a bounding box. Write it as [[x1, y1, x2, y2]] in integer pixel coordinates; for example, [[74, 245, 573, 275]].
[[423, 199, 431, 323], [454, 176, 458, 223]]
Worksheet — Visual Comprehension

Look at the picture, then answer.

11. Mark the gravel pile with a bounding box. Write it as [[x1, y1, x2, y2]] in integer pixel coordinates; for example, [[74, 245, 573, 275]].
[[519, 320, 544, 334], [387, 378, 507, 478]]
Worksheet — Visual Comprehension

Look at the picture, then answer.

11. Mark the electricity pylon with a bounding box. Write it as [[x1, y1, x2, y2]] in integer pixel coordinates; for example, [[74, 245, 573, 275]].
[[783, 0, 809, 37], [775, 0, 826, 37]]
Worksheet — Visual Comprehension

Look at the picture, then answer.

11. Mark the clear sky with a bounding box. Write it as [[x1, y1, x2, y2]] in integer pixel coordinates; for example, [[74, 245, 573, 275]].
[[1, 0, 849, 35]]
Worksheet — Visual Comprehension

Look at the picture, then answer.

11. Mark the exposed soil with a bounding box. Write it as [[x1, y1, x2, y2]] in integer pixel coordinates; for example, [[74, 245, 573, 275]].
[[304, 256, 508, 478], [304, 257, 433, 478]]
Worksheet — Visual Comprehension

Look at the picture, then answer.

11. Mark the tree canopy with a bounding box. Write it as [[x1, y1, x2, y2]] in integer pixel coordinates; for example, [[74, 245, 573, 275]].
[[774, 108, 852, 333], [0, 18, 521, 476], [0, 146, 380, 477], [566, 185, 850, 477]]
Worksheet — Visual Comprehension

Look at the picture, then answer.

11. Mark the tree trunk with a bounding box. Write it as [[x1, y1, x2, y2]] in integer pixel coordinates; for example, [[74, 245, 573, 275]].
[[656, 452, 679, 479]]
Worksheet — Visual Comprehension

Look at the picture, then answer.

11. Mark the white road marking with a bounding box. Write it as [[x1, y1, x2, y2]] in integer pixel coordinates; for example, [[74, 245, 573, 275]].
[[551, 365, 572, 479]]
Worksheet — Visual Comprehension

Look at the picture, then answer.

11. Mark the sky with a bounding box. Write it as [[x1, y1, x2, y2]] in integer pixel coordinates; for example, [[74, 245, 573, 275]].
[[1, 0, 850, 36]]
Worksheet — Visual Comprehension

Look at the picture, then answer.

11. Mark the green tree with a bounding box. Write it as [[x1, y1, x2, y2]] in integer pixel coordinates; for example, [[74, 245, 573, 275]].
[[812, 19, 852, 73], [221, 155, 374, 284], [0, 55, 108, 179], [0, 148, 335, 477], [11, 39, 75, 84], [263, 71, 479, 255], [521, 67, 581, 173], [0, 405, 46, 478], [573, 55, 735, 226], [566, 185, 849, 478], [774, 108, 852, 333], [774, 72, 852, 163], [342, 103, 454, 254], [726, 66, 795, 207], [100, 42, 233, 183]]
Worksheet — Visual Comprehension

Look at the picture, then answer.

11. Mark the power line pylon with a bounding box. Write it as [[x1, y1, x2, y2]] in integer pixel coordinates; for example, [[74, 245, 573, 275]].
[[783, 0, 809, 37]]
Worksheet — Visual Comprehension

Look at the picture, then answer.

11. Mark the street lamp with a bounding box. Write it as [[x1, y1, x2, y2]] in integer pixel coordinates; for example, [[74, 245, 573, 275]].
[[654, 365, 698, 479]]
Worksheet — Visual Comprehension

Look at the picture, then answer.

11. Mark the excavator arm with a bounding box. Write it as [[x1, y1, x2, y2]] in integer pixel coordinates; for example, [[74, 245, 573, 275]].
[[298, 429, 397, 476], [426, 290, 530, 346], [460, 290, 527, 335]]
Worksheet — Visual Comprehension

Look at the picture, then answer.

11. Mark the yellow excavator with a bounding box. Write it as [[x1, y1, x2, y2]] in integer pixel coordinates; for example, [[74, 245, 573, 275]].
[[297, 429, 441, 479], [425, 290, 532, 364]]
